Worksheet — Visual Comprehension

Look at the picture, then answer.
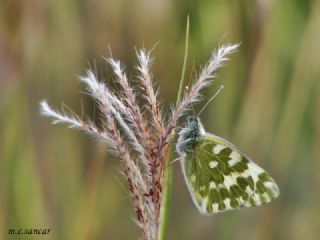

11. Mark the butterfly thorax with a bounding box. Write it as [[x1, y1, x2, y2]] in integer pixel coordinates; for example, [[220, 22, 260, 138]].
[[177, 116, 205, 154]]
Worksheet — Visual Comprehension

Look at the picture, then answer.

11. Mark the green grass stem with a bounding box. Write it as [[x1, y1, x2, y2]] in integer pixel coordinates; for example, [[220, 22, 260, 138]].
[[158, 15, 189, 240]]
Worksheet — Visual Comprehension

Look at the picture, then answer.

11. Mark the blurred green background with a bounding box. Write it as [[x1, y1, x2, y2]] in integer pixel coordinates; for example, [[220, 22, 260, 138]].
[[1, 0, 319, 239]]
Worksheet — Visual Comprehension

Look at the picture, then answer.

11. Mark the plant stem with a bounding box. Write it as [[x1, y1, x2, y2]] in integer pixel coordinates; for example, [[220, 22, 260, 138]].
[[177, 15, 190, 104], [158, 135, 174, 240], [158, 15, 189, 240]]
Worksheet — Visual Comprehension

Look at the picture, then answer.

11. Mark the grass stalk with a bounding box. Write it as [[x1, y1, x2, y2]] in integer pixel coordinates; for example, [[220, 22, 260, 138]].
[[158, 15, 189, 240]]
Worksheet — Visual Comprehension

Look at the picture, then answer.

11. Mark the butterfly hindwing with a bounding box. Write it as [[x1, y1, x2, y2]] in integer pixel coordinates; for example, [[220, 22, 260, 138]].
[[182, 133, 279, 214]]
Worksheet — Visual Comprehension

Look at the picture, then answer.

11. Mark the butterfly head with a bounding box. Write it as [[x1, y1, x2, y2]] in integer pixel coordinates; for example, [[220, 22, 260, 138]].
[[177, 116, 206, 154], [187, 116, 199, 129], [187, 116, 206, 135]]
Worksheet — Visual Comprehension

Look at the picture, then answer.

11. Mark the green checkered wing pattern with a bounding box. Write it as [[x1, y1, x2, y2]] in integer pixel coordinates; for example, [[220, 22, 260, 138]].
[[182, 134, 280, 214]]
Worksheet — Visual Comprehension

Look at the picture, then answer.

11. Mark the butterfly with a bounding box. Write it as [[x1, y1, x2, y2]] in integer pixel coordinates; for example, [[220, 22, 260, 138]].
[[176, 116, 280, 214]]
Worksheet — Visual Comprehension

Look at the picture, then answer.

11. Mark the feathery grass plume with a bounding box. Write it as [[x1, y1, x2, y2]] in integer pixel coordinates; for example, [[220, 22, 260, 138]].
[[40, 43, 238, 240], [136, 49, 163, 137], [169, 44, 239, 128]]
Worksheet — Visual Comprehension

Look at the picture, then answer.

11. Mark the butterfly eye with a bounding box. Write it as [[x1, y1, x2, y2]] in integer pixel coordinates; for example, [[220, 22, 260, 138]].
[[187, 116, 196, 123]]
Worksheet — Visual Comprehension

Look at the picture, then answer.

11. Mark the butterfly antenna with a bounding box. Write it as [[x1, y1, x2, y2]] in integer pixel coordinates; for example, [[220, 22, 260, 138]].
[[197, 85, 224, 117]]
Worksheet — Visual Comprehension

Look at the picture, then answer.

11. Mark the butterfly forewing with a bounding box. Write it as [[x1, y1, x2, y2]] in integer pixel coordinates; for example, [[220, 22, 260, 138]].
[[182, 134, 279, 214]]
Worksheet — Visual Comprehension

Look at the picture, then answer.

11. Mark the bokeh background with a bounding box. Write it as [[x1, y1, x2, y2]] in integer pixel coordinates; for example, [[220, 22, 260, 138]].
[[1, 0, 319, 239]]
